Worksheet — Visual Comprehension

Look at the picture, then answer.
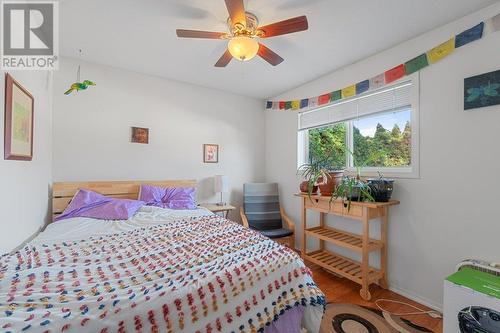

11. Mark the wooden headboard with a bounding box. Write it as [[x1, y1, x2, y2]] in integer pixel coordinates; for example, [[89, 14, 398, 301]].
[[52, 180, 197, 221]]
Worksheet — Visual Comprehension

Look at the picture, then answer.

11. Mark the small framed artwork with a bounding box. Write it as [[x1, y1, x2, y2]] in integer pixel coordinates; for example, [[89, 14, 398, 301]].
[[131, 127, 149, 144], [203, 144, 219, 163], [464, 69, 500, 110], [4, 74, 34, 161]]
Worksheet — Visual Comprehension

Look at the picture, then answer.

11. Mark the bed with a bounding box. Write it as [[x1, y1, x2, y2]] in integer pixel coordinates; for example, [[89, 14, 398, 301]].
[[0, 180, 325, 333]]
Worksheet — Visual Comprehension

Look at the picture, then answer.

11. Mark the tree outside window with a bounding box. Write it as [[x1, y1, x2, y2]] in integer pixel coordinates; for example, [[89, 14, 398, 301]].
[[308, 109, 411, 169]]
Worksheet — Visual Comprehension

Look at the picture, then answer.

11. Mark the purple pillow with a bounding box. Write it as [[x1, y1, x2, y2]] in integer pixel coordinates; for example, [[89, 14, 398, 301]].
[[55, 189, 144, 221], [139, 184, 197, 210]]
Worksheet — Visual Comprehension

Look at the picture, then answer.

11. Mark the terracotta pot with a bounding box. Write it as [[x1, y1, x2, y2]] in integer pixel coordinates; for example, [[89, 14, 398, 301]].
[[318, 171, 344, 196], [300, 181, 318, 194]]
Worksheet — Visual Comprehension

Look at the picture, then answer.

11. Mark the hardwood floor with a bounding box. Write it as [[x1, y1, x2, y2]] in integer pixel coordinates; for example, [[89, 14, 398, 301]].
[[310, 266, 443, 332]]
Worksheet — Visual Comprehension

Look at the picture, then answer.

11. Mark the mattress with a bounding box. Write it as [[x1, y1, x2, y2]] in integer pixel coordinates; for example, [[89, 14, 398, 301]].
[[0, 206, 325, 333]]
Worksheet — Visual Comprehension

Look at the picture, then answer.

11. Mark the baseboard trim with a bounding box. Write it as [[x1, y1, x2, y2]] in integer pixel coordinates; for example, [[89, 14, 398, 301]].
[[388, 284, 443, 312]]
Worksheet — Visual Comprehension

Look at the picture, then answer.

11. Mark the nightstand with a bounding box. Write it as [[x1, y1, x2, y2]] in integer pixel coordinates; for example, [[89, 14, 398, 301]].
[[199, 203, 236, 218]]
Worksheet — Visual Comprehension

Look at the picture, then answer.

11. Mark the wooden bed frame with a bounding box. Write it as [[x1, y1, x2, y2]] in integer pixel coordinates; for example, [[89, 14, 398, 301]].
[[52, 180, 196, 221]]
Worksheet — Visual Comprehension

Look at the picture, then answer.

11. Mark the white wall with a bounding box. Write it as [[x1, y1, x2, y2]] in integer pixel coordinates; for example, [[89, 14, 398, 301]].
[[0, 71, 53, 253], [52, 58, 265, 220], [265, 3, 500, 309]]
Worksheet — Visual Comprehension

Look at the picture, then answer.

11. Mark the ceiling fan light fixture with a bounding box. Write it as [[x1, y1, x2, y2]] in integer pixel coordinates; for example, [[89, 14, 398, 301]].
[[227, 36, 259, 61], [176, 1, 309, 67]]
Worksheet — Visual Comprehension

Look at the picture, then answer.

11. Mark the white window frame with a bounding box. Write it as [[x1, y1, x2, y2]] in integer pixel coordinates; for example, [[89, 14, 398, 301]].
[[297, 73, 420, 179]]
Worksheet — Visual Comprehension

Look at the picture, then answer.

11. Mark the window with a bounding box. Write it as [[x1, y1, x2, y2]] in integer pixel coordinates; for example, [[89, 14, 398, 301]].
[[308, 108, 411, 167], [309, 122, 347, 167], [298, 75, 419, 178], [352, 108, 412, 168]]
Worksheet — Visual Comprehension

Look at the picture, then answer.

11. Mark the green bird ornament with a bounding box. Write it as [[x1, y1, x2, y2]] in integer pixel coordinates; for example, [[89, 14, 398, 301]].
[[64, 80, 96, 95], [83, 80, 96, 87]]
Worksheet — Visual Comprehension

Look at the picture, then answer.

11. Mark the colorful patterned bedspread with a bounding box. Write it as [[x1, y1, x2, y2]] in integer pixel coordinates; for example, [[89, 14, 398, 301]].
[[0, 214, 325, 333]]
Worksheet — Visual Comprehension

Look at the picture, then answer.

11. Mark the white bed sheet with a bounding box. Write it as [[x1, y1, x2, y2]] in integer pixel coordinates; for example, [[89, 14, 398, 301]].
[[33, 205, 213, 244]]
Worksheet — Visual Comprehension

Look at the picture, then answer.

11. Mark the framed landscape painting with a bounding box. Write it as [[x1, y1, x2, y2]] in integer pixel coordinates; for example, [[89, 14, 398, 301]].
[[464, 69, 500, 110], [203, 144, 219, 163], [4, 74, 34, 161]]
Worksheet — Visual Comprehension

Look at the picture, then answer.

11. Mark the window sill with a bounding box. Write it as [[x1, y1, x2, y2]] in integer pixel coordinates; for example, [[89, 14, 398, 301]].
[[344, 167, 420, 179]]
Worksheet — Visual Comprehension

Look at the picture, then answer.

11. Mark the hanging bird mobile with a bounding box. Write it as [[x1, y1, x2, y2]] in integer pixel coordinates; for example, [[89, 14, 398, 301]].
[[64, 49, 96, 95], [64, 79, 96, 95]]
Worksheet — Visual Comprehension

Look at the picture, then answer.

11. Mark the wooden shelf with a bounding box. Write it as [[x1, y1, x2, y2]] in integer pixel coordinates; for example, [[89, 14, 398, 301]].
[[295, 193, 400, 220], [297, 193, 399, 300], [294, 193, 400, 209], [305, 226, 382, 253], [305, 250, 383, 284]]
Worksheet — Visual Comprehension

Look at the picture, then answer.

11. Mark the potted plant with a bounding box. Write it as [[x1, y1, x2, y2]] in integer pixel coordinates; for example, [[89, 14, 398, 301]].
[[315, 148, 345, 196], [298, 153, 344, 199], [367, 172, 394, 202], [297, 161, 321, 197], [297, 158, 328, 200], [317, 169, 344, 196], [333, 176, 374, 211], [328, 149, 384, 210], [348, 150, 395, 203]]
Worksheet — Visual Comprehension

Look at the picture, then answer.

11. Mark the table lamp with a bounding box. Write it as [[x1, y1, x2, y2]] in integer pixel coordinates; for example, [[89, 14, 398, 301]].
[[214, 175, 229, 206]]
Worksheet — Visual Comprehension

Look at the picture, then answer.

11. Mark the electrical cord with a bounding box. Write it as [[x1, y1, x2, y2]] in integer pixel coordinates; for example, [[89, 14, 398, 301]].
[[374, 298, 442, 318]]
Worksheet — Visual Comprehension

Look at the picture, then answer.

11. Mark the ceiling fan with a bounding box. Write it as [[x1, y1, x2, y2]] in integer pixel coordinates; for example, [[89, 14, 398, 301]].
[[176, 0, 308, 67]]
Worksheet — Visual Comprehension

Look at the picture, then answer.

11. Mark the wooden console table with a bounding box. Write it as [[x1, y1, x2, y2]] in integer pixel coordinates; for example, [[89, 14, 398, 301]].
[[296, 194, 399, 300]]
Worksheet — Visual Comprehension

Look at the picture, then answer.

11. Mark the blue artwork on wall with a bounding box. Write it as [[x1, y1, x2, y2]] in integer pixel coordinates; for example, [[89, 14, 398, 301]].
[[464, 69, 500, 110]]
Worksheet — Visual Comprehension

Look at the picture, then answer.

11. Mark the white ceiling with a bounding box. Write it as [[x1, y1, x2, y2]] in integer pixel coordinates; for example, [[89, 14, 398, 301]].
[[60, 0, 498, 99]]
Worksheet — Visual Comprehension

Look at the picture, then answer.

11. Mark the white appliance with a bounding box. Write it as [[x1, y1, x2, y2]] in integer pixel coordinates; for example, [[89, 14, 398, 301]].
[[444, 259, 500, 333]]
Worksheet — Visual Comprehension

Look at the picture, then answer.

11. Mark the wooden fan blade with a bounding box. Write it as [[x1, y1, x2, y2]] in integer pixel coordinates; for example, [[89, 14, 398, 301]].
[[259, 15, 308, 38], [258, 43, 284, 66], [176, 29, 227, 39], [215, 50, 233, 67], [225, 0, 246, 27]]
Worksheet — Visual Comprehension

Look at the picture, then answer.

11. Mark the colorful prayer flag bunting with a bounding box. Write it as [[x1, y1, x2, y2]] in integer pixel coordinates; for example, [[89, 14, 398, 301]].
[[369, 74, 385, 90], [384, 64, 405, 84], [341, 85, 356, 98], [331, 90, 342, 102], [427, 37, 455, 64], [405, 54, 428, 75], [308, 97, 318, 108], [455, 22, 484, 48], [318, 93, 330, 105], [356, 80, 369, 95], [300, 99, 309, 108], [265, 14, 499, 112]]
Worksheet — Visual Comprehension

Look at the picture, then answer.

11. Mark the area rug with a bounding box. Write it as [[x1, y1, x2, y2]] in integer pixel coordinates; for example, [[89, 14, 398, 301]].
[[319, 303, 433, 333]]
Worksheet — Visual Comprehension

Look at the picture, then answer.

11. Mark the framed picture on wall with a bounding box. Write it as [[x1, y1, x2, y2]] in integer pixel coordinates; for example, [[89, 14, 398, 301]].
[[203, 144, 219, 163], [464, 69, 500, 110], [4, 73, 34, 161], [131, 127, 149, 144]]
